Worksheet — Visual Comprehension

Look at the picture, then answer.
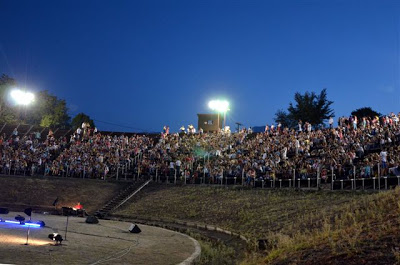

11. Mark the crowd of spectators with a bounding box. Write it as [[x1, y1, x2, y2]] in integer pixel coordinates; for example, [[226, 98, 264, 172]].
[[137, 113, 400, 184], [0, 128, 66, 176], [1, 113, 400, 184]]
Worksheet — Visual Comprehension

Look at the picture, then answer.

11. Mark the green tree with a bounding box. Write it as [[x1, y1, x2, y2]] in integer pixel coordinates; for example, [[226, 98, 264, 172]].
[[275, 88, 334, 128], [0, 74, 71, 127], [26, 90, 70, 128], [351, 107, 381, 119], [71, 113, 95, 130], [274, 109, 296, 128], [0, 75, 18, 123]]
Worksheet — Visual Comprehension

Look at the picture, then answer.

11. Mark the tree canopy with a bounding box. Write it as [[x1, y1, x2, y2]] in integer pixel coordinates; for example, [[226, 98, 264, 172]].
[[0, 74, 71, 128], [71, 113, 95, 130], [274, 89, 334, 128], [351, 107, 381, 119]]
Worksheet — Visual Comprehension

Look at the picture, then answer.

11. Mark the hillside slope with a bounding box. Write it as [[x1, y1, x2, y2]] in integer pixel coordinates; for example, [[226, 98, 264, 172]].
[[115, 185, 400, 264]]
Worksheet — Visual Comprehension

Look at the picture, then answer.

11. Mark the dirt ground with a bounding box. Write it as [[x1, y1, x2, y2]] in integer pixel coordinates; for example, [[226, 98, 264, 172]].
[[0, 212, 197, 265]]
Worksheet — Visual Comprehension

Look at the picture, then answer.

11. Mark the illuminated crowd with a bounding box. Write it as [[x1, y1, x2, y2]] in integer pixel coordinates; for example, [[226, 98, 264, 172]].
[[138, 113, 400, 183], [1, 113, 400, 183]]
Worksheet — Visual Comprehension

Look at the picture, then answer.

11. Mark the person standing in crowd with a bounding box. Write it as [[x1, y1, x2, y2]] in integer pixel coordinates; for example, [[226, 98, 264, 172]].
[[380, 149, 388, 176], [175, 159, 181, 178]]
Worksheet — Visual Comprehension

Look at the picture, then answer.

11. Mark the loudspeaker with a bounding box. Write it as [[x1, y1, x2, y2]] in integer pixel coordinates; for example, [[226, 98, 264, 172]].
[[85, 216, 99, 224], [37, 220, 46, 227], [129, 224, 141, 233], [62, 207, 73, 216], [24, 208, 32, 217], [15, 215, 25, 222], [0, 207, 9, 214]]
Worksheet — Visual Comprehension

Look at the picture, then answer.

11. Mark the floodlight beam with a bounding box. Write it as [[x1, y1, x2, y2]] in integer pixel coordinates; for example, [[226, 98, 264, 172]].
[[10, 89, 35, 106]]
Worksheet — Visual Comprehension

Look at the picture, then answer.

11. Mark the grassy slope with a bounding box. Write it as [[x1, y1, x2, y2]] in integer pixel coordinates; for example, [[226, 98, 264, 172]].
[[116, 185, 400, 264], [0, 176, 129, 213], [116, 186, 365, 238]]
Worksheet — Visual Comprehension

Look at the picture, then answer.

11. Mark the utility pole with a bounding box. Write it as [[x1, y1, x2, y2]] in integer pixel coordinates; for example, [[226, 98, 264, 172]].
[[235, 122, 242, 132]]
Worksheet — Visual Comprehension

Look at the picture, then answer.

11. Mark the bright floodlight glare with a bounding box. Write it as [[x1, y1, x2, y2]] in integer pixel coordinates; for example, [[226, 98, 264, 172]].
[[10, 89, 35, 106], [208, 100, 229, 112]]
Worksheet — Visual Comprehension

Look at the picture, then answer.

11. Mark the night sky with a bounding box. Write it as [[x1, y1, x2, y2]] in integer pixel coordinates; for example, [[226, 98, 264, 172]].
[[1, 0, 399, 132]]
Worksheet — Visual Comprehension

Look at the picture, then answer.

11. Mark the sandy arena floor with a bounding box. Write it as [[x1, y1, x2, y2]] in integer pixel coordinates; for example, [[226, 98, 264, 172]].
[[0, 212, 197, 265]]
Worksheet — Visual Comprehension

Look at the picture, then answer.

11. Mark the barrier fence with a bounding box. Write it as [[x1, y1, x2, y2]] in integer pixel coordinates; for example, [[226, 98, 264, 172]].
[[140, 163, 400, 191], [2, 154, 400, 191]]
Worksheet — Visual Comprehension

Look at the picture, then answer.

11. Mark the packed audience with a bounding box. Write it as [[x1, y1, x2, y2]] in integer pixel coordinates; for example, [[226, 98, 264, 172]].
[[1, 113, 400, 184], [138, 113, 400, 184]]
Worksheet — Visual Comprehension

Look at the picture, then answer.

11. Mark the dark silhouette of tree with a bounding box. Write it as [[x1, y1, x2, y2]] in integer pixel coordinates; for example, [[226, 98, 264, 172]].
[[0, 74, 18, 122], [274, 109, 296, 128], [71, 113, 95, 130], [351, 107, 381, 119], [275, 88, 334, 128]]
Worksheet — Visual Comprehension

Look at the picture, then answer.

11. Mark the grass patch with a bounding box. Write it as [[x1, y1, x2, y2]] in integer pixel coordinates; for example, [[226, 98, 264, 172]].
[[116, 184, 400, 264], [193, 236, 237, 265]]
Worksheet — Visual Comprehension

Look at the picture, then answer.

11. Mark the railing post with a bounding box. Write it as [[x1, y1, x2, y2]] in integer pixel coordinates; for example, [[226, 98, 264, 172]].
[[308, 178, 310, 189], [242, 169, 245, 186], [298, 178, 301, 188], [362, 178, 365, 190], [156, 168, 159, 183], [373, 177, 376, 190], [279, 179, 282, 188], [234, 177, 237, 185], [384, 177, 388, 190], [351, 179, 354, 190], [174, 169, 177, 184], [378, 163, 380, 178], [378, 175, 381, 191], [289, 179, 291, 188], [293, 169, 296, 188], [262, 179, 264, 189], [340, 180, 344, 190]]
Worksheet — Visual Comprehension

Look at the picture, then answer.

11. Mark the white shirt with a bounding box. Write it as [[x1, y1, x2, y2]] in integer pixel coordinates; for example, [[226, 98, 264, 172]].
[[380, 151, 387, 163]]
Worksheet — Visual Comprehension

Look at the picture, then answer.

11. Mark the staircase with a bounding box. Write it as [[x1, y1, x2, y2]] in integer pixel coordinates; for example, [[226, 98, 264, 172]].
[[95, 180, 151, 218]]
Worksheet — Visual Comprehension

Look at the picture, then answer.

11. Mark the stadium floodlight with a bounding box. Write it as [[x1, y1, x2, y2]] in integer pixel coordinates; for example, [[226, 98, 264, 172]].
[[208, 100, 230, 129], [208, 100, 229, 113], [10, 89, 35, 106]]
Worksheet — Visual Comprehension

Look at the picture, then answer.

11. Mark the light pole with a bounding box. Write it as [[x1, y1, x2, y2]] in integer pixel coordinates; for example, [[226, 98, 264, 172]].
[[208, 100, 229, 130]]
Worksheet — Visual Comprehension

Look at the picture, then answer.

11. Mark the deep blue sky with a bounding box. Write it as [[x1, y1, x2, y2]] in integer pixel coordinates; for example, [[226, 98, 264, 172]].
[[1, 0, 399, 132]]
